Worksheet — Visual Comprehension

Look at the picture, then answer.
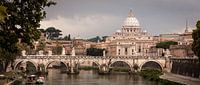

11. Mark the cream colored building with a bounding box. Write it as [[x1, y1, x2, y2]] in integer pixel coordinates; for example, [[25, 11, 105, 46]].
[[158, 27, 193, 45], [105, 10, 157, 56]]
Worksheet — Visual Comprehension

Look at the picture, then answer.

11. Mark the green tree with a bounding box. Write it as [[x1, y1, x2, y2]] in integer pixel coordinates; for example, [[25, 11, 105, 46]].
[[192, 21, 200, 60], [0, 6, 7, 22], [63, 34, 71, 40], [36, 41, 46, 52], [45, 27, 62, 40], [101, 36, 108, 42], [0, 0, 56, 72], [156, 41, 178, 49], [88, 36, 101, 42], [52, 45, 62, 55], [86, 48, 104, 56]]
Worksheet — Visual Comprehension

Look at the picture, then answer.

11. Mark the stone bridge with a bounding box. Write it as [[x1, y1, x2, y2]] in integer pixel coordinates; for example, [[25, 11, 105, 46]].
[[13, 55, 170, 74]]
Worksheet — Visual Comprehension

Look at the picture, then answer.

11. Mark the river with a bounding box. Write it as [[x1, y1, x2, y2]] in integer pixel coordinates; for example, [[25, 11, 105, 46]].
[[44, 69, 159, 85]]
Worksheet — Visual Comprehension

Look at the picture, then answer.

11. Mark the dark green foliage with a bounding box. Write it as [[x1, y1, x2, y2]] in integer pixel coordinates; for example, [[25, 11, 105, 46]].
[[36, 41, 46, 52], [52, 45, 62, 55], [0, 0, 55, 72], [79, 66, 98, 70], [26, 62, 37, 75], [101, 36, 108, 42], [86, 48, 104, 56], [139, 69, 181, 85], [192, 21, 200, 60], [110, 68, 129, 72], [11, 80, 22, 85], [45, 27, 62, 40], [63, 34, 71, 40], [156, 41, 178, 49], [0, 6, 7, 22], [87, 36, 101, 42], [139, 69, 163, 81], [87, 36, 108, 42]]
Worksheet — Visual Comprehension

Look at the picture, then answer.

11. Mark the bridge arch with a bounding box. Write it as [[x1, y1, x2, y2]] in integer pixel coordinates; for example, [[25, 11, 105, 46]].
[[14, 60, 38, 71], [109, 61, 132, 69], [45, 61, 69, 70], [140, 60, 163, 71], [79, 60, 101, 69]]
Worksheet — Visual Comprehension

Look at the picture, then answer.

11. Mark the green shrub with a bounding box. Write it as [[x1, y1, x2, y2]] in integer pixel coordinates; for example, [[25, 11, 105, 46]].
[[11, 80, 22, 85]]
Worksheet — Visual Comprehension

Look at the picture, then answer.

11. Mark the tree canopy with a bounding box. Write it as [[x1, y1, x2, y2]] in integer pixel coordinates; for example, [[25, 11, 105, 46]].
[[0, 6, 7, 22], [63, 34, 71, 40], [86, 48, 104, 56], [192, 20, 200, 60], [45, 27, 62, 40], [87, 36, 101, 42], [52, 45, 62, 55], [0, 0, 56, 72], [156, 41, 178, 49]]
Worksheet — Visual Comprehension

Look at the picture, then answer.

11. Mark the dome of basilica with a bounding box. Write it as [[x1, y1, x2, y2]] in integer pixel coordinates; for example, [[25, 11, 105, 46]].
[[123, 10, 140, 27]]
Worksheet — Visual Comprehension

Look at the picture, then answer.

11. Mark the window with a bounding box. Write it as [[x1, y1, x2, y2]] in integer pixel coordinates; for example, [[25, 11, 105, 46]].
[[138, 46, 141, 53], [118, 49, 121, 55], [125, 48, 128, 55]]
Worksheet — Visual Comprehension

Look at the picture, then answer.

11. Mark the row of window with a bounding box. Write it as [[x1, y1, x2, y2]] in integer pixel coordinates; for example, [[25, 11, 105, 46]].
[[117, 47, 149, 55]]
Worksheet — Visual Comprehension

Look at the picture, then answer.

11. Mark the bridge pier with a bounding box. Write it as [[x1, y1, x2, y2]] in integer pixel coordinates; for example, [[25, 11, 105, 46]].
[[98, 64, 110, 74], [67, 60, 79, 74]]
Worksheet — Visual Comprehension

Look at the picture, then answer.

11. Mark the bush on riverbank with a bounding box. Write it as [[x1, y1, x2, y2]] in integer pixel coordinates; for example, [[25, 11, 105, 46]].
[[139, 69, 163, 81], [139, 69, 182, 85], [11, 79, 22, 85], [0, 71, 16, 85]]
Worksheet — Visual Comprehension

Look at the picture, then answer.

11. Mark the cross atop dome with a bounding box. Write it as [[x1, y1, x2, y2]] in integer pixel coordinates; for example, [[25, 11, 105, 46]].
[[128, 9, 134, 17]]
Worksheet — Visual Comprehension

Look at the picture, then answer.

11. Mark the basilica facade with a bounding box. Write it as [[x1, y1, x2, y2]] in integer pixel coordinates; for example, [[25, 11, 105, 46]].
[[105, 10, 157, 56]]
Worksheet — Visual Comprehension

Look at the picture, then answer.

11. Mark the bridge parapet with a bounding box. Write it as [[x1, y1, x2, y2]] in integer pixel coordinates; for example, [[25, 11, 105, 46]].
[[17, 55, 164, 60], [170, 56, 198, 60]]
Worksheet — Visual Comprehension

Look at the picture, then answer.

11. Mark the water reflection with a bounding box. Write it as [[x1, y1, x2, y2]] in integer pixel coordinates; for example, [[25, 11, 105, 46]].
[[45, 69, 158, 85]]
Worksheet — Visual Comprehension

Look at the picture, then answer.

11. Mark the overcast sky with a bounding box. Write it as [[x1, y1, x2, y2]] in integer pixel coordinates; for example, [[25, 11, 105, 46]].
[[40, 0, 200, 39]]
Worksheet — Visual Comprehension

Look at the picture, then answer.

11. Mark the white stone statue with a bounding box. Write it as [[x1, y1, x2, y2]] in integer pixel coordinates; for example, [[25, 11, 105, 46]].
[[21, 50, 26, 56], [48, 50, 52, 56], [71, 47, 75, 56], [103, 50, 106, 57], [165, 49, 171, 57], [38, 50, 44, 55], [62, 46, 66, 55]]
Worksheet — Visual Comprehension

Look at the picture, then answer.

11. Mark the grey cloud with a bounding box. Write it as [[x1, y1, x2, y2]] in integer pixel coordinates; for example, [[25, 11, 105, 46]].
[[41, 0, 200, 38]]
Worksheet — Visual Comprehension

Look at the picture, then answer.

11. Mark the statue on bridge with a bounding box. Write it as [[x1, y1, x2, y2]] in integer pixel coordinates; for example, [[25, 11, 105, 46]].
[[71, 47, 75, 56], [62, 46, 66, 55]]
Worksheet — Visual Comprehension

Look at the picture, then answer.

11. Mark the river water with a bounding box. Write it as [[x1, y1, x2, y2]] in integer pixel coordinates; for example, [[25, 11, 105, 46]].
[[45, 69, 159, 85]]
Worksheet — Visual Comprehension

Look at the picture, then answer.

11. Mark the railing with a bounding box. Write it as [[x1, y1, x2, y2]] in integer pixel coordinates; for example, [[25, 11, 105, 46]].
[[170, 56, 198, 60], [16, 55, 164, 60]]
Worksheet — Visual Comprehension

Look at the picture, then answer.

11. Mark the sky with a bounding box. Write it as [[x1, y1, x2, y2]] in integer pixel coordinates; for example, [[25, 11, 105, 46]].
[[40, 0, 200, 39]]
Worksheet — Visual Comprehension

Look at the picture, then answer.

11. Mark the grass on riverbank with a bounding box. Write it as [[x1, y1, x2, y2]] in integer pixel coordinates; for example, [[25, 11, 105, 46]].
[[139, 69, 182, 85]]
